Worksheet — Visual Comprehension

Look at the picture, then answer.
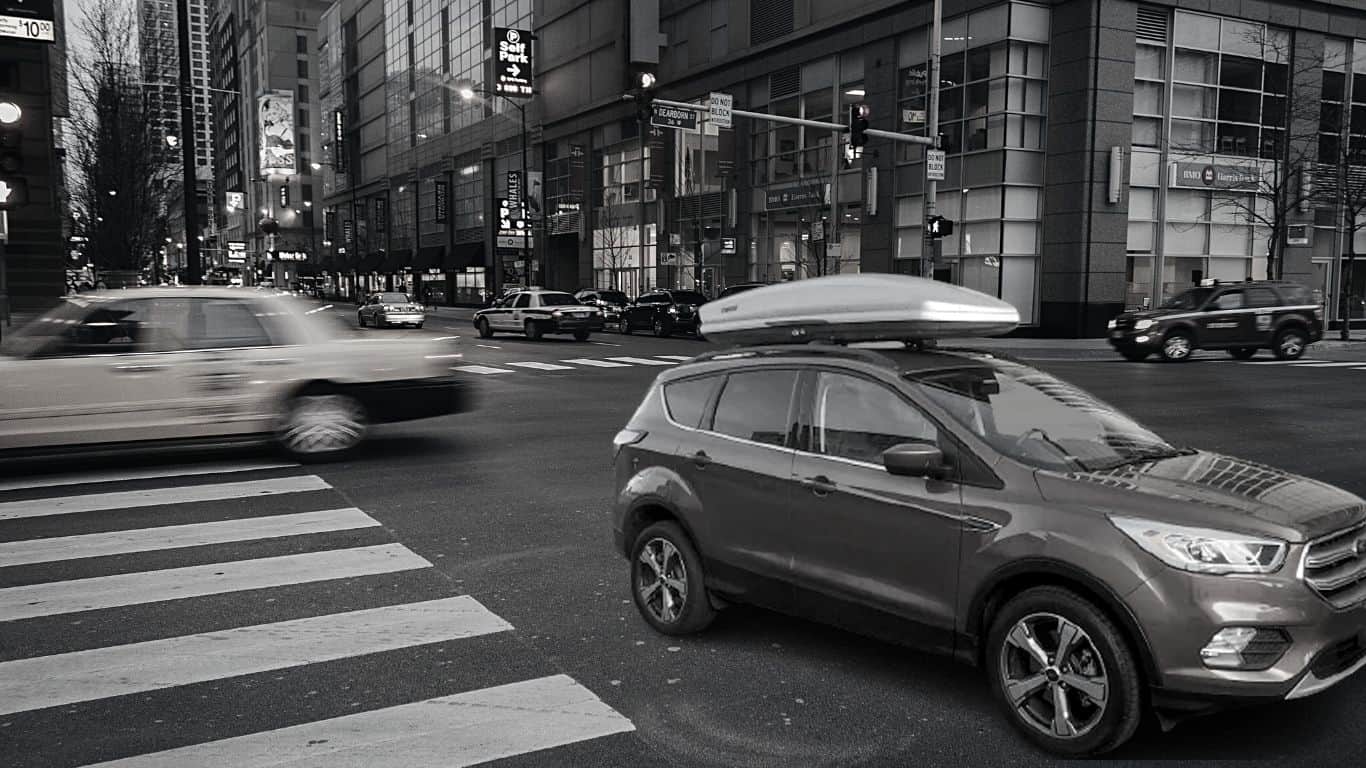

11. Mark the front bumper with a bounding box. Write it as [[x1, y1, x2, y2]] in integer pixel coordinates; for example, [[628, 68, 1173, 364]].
[[378, 312, 425, 326], [350, 376, 473, 423], [1126, 556, 1366, 703], [667, 315, 700, 332], [1108, 327, 1164, 351]]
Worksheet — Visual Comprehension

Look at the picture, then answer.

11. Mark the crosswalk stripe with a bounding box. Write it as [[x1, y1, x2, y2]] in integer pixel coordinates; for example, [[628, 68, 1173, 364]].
[[0, 595, 511, 717], [0, 508, 380, 568], [0, 543, 431, 622], [0, 475, 331, 522], [0, 461, 298, 493], [454, 365, 514, 375], [561, 358, 631, 368], [1285, 361, 1366, 367], [83, 674, 634, 768], [654, 355, 695, 361], [605, 357, 678, 366], [506, 361, 576, 371]]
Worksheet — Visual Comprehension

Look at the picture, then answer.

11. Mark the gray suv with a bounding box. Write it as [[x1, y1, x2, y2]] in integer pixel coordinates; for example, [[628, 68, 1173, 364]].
[[611, 344, 1366, 755]]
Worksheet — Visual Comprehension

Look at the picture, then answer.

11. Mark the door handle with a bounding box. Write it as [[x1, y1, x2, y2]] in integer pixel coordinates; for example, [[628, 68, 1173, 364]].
[[690, 451, 712, 469], [111, 363, 167, 374], [801, 475, 835, 496]]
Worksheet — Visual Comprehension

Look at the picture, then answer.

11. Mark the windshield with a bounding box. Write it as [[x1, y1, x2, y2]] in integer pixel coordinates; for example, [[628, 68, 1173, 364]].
[[539, 293, 581, 307], [670, 291, 708, 305], [1160, 288, 1212, 310], [909, 359, 1180, 472], [378, 293, 413, 304], [598, 291, 629, 303]]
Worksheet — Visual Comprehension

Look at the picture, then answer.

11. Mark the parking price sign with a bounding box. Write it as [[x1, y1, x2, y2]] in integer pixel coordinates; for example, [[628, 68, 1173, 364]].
[[494, 28, 533, 98], [0, 0, 56, 43]]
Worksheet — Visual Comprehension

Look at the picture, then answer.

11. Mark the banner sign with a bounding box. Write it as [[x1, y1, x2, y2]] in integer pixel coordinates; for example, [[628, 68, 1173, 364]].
[[258, 90, 297, 177], [494, 27, 533, 98], [332, 110, 347, 173], [1170, 162, 1260, 191], [435, 181, 448, 221], [225, 191, 244, 211], [374, 196, 388, 233]]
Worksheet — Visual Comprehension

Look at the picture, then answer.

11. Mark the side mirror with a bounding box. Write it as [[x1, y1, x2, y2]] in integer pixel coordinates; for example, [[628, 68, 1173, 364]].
[[882, 443, 950, 480]]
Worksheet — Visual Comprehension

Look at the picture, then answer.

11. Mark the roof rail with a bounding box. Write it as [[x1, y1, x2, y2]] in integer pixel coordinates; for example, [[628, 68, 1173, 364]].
[[689, 342, 902, 368]]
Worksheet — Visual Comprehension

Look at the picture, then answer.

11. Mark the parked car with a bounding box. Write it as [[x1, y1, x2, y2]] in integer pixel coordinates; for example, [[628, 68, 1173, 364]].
[[472, 289, 605, 341], [0, 288, 470, 460], [358, 292, 426, 329], [1108, 280, 1322, 362], [575, 289, 632, 327], [619, 289, 708, 337], [715, 282, 770, 300]]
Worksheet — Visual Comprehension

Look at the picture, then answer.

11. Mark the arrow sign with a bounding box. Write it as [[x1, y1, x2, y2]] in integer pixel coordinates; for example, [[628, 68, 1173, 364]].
[[494, 27, 534, 98]]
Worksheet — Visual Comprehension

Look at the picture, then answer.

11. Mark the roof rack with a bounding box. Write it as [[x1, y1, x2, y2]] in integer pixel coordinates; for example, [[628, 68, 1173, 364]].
[[688, 342, 902, 369]]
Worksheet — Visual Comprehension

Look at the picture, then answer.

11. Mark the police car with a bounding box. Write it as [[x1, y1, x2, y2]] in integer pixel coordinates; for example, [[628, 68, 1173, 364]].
[[472, 288, 605, 341], [1107, 280, 1323, 362]]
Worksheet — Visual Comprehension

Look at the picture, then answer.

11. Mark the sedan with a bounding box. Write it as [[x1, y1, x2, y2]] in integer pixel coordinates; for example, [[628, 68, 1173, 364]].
[[358, 292, 426, 329]]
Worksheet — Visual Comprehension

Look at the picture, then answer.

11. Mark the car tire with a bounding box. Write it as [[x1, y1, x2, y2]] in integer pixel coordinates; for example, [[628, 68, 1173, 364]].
[[1159, 331, 1193, 362], [476, 318, 493, 338], [1228, 347, 1258, 360], [573, 329, 591, 341], [277, 391, 367, 462], [1120, 350, 1148, 362], [1273, 327, 1307, 361], [357, 313, 367, 328], [986, 586, 1143, 757], [654, 317, 672, 338], [524, 320, 543, 341], [621, 317, 634, 335], [415, 323, 424, 330], [629, 521, 716, 636]]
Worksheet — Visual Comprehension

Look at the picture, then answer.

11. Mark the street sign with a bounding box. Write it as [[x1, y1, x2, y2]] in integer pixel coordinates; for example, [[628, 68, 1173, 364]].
[[720, 237, 737, 255], [926, 149, 946, 181], [493, 27, 533, 98], [0, 177, 27, 210], [709, 92, 733, 129], [650, 102, 698, 131], [902, 109, 926, 125], [0, 0, 55, 43], [1287, 224, 1310, 246]]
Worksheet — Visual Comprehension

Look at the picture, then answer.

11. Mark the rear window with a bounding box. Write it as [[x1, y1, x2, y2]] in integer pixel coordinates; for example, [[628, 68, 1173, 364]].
[[1276, 284, 1314, 305], [710, 370, 799, 447], [663, 376, 718, 428], [538, 293, 580, 306], [670, 291, 708, 305], [599, 291, 629, 303], [378, 293, 412, 304]]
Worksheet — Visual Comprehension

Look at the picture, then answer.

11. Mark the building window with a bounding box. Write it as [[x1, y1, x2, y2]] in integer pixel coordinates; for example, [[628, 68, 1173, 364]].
[[297, 34, 308, 54], [297, 109, 309, 128], [297, 84, 309, 103], [297, 59, 308, 78]]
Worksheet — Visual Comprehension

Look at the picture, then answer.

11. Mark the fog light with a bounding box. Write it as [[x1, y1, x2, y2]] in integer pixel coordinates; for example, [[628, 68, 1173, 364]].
[[1135, 335, 1150, 343], [1201, 627, 1291, 670]]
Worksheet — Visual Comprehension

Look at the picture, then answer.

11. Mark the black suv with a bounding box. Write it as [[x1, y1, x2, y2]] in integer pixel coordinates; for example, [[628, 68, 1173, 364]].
[[613, 343, 1366, 755], [620, 289, 708, 337], [1108, 280, 1322, 362]]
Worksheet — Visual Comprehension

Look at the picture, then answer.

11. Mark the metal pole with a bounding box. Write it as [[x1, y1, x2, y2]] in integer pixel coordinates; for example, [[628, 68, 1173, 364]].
[[923, 0, 943, 279], [639, 113, 648, 295], [521, 103, 530, 288], [0, 210, 9, 337], [176, 0, 202, 285]]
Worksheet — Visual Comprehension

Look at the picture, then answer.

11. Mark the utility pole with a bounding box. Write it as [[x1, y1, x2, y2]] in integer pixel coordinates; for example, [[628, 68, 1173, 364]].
[[922, 0, 943, 279], [176, 0, 202, 285]]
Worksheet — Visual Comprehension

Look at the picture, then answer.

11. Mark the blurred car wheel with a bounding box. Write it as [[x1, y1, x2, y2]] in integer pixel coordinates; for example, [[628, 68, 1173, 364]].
[[278, 392, 367, 461], [476, 318, 494, 338]]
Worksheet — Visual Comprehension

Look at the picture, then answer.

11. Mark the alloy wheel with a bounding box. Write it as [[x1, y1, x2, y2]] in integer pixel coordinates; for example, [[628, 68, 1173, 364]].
[[280, 394, 366, 457], [636, 537, 688, 624], [1279, 333, 1304, 358], [1162, 335, 1191, 360], [998, 612, 1109, 741]]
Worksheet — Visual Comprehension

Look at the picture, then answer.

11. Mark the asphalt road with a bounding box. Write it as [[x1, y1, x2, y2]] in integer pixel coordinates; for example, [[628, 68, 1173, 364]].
[[5, 314, 1366, 768]]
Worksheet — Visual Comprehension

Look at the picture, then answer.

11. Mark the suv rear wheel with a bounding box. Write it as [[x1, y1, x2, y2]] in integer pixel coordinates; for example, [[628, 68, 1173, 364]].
[[630, 521, 716, 635], [986, 587, 1142, 756], [1273, 327, 1307, 360]]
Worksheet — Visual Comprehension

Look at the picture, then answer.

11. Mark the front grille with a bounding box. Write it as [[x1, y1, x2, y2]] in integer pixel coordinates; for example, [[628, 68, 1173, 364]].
[[1310, 634, 1366, 679], [1304, 521, 1366, 608], [1115, 317, 1137, 332]]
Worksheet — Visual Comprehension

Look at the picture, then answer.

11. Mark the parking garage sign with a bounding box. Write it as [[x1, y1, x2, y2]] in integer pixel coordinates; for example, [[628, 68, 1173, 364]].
[[494, 28, 533, 98]]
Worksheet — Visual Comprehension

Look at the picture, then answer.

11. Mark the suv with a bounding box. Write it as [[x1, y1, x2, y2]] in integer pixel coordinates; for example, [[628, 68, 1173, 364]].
[[612, 343, 1366, 755], [575, 289, 632, 327], [1108, 280, 1323, 362], [620, 289, 708, 337]]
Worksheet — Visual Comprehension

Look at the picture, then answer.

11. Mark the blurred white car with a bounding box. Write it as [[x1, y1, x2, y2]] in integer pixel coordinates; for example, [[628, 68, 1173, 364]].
[[357, 291, 426, 328], [0, 289, 471, 460]]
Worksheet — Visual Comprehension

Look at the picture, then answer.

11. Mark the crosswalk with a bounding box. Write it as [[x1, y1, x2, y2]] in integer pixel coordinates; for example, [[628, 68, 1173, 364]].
[[1238, 359, 1366, 370], [455, 354, 694, 375], [0, 461, 633, 767]]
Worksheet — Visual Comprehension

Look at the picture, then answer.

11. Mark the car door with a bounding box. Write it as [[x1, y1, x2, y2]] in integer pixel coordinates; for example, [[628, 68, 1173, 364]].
[[786, 369, 965, 654], [506, 292, 533, 330], [676, 367, 801, 603], [0, 298, 184, 450], [1199, 287, 1247, 347], [1244, 285, 1281, 342]]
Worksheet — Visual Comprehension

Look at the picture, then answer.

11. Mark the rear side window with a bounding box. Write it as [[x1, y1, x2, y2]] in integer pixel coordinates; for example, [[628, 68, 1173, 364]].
[[663, 375, 718, 428], [1246, 287, 1279, 308], [710, 370, 799, 447], [1277, 284, 1314, 305]]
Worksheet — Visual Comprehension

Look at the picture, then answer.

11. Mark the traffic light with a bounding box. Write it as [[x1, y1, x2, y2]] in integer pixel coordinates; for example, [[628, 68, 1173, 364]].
[[927, 215, 954, 239], [848, 103, 870, 148], [0, 98, 27, 210], [279, 184, 290, 207]]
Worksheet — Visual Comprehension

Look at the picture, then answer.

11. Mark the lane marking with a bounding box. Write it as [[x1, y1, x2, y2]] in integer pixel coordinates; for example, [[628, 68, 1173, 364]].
[[0, 508, 380, 568], [0, 543, 431, 622], [0, 461, 299, 493], [453, 365, 514, 375], [1283, 361, 1366, 367], [474, 344, 502, 349], [0, 596, 511, 717], [83, 674, 634, 768], [588, 341, 622, 347], [0, 476, 332, 522], [654, 355, 695, 361], [505, 361, 576, 371], [561, 358, 630, 368], [606, 357, 677, 366], [432, 335, 462, 341]]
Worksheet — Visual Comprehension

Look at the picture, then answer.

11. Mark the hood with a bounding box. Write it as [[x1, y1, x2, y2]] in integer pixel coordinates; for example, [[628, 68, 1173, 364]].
[[1035, 451, 1366, 543]]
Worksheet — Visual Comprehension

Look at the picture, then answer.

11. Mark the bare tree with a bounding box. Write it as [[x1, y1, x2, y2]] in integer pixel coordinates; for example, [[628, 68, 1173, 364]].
[[593, 191, 634, 291], [66, 0, 177, 277]]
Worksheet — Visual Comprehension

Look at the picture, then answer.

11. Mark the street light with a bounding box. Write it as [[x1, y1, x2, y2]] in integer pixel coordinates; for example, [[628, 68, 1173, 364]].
[[0, 101, 21, 125]]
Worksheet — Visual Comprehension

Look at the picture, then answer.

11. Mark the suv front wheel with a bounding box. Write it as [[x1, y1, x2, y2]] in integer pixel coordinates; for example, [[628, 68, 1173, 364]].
[[630, 521, 716, 635], [986, 587, 1143, 756]]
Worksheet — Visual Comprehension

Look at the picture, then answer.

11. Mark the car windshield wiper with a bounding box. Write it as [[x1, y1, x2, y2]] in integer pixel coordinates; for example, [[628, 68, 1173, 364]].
[[1017, 428, 1087, 471], [1089, 447, 1196, 472]]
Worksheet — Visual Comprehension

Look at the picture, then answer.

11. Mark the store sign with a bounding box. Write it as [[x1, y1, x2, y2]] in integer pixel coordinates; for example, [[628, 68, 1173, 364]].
[[274, 250, 308, 262], [496, 197, 530, 249], [494, 27, 533, 98], [1170, 162, 1260, 191], [0, 0, 55, 43], [720, 237, 737, 255], [650, 103, 698, 131], [434, 181, 448, 222], [227, 241, 247, 263], [506, 170, 522, 214], [764, 184, 827, 210], [343, 218, 354, 244]]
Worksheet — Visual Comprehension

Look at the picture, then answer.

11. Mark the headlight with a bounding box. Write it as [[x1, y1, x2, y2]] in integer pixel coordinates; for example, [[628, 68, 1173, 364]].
[[552, 309, 564, 317], [668, 306, 679, 314], [1134, 318, 1155, 331], [1111, 517, 1287, 575], [1107, 319, 1117, 330], [382, 305, 399, 312]]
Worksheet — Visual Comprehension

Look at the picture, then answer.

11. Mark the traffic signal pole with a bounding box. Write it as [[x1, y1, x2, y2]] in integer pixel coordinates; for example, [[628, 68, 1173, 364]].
[[923, 0, 943, 279]]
